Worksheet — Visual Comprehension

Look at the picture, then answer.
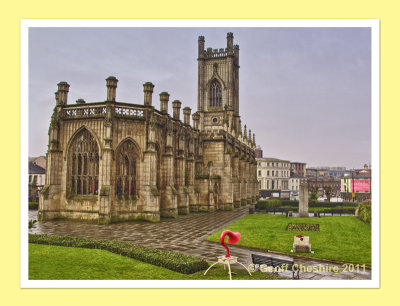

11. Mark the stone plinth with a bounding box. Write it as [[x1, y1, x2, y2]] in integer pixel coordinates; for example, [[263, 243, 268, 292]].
[[292, 235, 312, 253]]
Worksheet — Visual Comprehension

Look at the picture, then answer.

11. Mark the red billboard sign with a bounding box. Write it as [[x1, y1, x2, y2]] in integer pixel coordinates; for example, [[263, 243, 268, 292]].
[[350, 179, 371, 192]]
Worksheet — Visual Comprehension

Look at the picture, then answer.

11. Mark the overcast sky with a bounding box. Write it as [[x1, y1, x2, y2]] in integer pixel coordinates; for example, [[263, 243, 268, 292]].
[[28, 27, 371, 169]]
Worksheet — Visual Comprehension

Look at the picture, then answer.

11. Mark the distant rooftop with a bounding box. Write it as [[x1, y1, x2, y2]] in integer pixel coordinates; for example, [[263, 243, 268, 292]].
[[29, 161, 45, 174], [257, 157, 290, 163]]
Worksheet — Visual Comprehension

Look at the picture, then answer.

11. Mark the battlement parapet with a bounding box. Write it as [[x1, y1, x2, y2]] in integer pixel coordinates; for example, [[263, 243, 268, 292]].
[[200, 47, 232, 59]]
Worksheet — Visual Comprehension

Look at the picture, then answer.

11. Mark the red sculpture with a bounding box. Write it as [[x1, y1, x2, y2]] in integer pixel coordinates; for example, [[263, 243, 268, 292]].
[[204, 229, 252, 280], [220, 230, 241, 258]]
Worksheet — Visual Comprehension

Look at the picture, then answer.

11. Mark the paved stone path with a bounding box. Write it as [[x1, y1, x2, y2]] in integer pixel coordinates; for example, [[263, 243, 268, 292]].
[[28, 208, 371, 280]]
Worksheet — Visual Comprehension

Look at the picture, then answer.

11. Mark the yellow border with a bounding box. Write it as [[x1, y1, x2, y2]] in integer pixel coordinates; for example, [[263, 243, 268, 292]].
[[2, 0, 397, 304]]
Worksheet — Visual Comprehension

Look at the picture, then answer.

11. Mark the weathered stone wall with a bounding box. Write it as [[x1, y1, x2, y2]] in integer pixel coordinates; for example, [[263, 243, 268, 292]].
[[40, 96, 257, 223], [39, 33, 259, 223]]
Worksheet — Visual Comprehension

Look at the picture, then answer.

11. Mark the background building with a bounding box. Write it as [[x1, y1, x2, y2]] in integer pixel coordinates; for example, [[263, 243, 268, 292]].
[[30, 156, 46, 169], [288, 174, 303, 201], [289, 162, 307, 200], [29, 156, 46, 201], [290, 162, 306, 177], [255, 145, 263, 158], [307, 176, 341, 200], [257, 157, 290, 198], [257, 155, 307, 200], [341, 166, 371, 202], [306, 166, 350, 179]]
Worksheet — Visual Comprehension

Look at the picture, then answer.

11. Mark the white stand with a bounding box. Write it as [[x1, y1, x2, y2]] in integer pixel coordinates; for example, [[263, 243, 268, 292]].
[[203, 255, 252, 280]]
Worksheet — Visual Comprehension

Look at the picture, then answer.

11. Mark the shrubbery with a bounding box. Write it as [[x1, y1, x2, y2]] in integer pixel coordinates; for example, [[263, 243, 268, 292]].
[[257, 199, 358, 209], [257, 199, 358, 216], [29, 202, 38, 209], [267, 198, 282, 207], [257, 199, 281, 209], [28, 220, 37, 229], [309, 192, 318, 201], [281, 200, 300, 206], [309, 201, 358, 208], [29, 234, 209, 274], [319, 208, 357, 214], [357, 202, 371, 224]]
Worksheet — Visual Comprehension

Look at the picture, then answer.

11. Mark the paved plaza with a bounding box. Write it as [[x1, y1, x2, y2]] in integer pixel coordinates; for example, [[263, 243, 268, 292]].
[[28, 207, 371, 280]]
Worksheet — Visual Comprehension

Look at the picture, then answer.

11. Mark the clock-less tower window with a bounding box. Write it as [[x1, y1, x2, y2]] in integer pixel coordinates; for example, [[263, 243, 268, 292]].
[[209, 80, 222, 107]]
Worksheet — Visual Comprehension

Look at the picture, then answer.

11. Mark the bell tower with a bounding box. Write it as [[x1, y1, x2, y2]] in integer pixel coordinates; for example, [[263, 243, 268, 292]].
[[197, 33, 240, 134]]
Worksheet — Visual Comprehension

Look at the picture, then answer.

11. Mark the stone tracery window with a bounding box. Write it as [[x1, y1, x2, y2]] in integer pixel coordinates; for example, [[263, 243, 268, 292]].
[[69, 129, 99, 196], [209, 79, 222, 107], [116, 140, 138, 196]]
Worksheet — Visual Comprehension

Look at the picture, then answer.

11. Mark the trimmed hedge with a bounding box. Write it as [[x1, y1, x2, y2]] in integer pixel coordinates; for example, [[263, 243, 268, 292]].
[[255, 205, 356, 215], [281, 200, 300, 206], [29, 202, 39, 209], [257, 200, 358, 209], [320, 208, 356, 215], [257, 199, 282, 209], [309, 201, 358, 208], [29, 234, 208, 274], [257, 200, 358, 215]]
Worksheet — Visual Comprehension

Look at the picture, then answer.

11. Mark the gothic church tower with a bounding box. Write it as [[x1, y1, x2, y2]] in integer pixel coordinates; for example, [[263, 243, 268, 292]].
[[39, 32, 257, 223], [197, 33, 240, 135]]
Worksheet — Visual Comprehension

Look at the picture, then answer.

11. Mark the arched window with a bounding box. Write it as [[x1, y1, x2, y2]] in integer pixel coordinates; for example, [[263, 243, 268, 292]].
[[116, 140, 138, 197], [209, 80, 222, 107], [69, 129, 99, 196]]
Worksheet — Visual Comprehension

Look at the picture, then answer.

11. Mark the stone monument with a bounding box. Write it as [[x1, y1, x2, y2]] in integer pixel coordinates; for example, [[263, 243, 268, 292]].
[[299, 182, 309, 217], [292, 235, 313, 253]]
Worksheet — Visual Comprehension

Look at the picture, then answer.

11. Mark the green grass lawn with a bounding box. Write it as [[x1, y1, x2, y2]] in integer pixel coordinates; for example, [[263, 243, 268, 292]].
[[29, 243, 285, 280], [206, 215, 371, 266]]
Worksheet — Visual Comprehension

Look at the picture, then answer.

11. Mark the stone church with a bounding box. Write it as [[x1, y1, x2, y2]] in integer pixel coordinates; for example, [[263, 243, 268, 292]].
[[39, 33, 258, 223]]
